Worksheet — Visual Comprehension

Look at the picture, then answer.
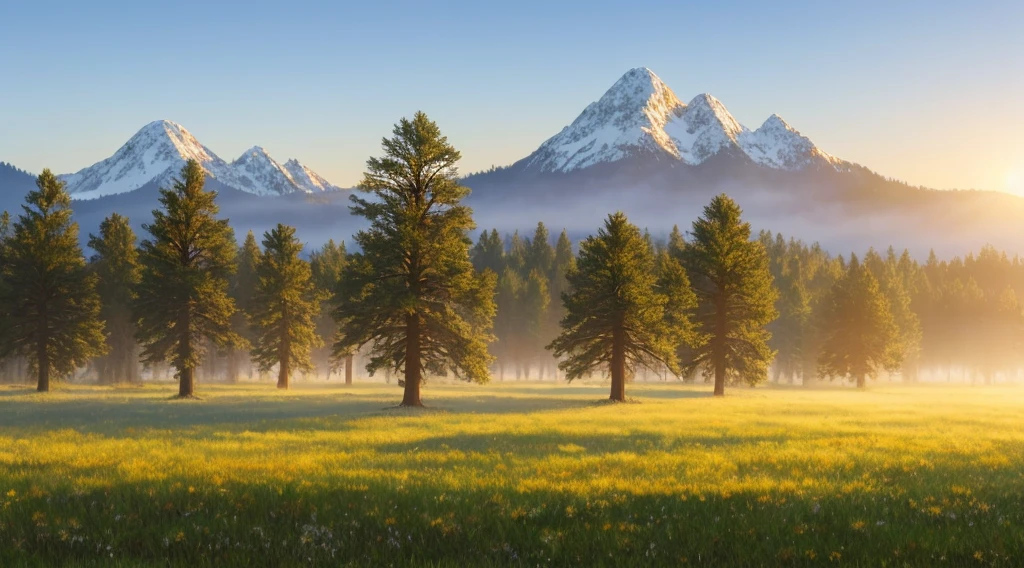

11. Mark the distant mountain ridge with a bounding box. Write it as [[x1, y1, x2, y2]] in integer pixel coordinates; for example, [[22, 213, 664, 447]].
[[509, 68, 843, 175], [59, 120, 343, 200], [463, 67, 1024, 258]]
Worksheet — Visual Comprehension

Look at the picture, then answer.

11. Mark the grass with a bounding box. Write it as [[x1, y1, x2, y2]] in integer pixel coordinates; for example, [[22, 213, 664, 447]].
[[0, 380, 1022, 566]]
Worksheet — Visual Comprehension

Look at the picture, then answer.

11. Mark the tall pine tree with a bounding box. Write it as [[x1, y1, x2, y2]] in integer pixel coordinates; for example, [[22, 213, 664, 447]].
[[227, 231, 260, 382], [135, 160, 241, 397], [88, 213, 141, 384], [332, 112, 496, 406], [0, 171, 105, 391], [680, 195, 778, 396], [547, 212, 691, 401], [248, 224, 322, 389]]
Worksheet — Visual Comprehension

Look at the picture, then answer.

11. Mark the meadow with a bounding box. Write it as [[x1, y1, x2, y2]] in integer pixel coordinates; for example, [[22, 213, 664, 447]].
[[0, 380, 1022, 566]]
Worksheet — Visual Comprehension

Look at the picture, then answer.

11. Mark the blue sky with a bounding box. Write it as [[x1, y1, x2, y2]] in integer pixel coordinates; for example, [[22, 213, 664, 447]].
[[1, 0, 1022, 192]]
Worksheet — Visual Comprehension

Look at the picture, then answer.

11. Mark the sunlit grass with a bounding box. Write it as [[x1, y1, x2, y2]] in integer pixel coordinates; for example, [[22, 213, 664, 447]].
[[0, 381, 1022, 566]]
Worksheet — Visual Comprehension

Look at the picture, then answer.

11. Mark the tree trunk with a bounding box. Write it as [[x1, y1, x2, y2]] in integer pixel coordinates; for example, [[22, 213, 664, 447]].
[[401, 314, 423, 407], [856, 374, 866, 389], [177, 309, 195, 397], [179, 367, 194, 397], [37, 340, 49, 393], [227, 350, 240, 384], [345, 354, 353, 386], [609, 323, 626, 402], [713, 296, 726, 396], [277, 355, 290, 389]]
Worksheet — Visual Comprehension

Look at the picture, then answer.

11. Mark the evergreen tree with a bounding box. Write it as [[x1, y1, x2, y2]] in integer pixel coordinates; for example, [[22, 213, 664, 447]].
[[227, 231, 261, 382], [526, 222, 555, 276], [818, 254, 902, 388], [135, 160, 241, 398], [309, 239, 349, 382], [332, 112, 496, 406], [547, 212, 689, 401], [88, 213, 141, 384], [471, 229, 504, 275], [521, 269, 550, 378], [493, 267, 525, 379], [680, 195, 778, 396], [0, 171, 105, 391], [249, 224, 322, 389]]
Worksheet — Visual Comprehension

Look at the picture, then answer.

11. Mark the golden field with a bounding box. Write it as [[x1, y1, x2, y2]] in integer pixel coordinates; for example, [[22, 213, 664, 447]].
[[0, 380, 1022, 566]]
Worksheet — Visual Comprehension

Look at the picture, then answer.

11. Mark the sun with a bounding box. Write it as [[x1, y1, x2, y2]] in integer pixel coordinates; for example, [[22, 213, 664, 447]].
[[1007, 165, 1024, 196]]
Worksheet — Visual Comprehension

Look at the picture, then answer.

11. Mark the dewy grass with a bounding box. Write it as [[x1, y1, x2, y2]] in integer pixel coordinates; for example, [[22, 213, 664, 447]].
[[0, 381, 1022, 566]]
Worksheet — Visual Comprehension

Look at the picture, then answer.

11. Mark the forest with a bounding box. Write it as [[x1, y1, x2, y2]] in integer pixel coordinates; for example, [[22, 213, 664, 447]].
[[0, 112, 1022, 403]]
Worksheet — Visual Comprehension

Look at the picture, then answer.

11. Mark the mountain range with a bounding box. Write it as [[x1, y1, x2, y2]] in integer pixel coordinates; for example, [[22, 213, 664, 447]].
[[1, 67, 1022, 256], [59, 120, 342, 200]]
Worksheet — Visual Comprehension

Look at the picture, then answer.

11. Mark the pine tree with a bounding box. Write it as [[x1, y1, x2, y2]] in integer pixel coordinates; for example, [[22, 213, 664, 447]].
[[135, 160, 241, 398], [521, 269, 550, 378], [332, 112, 496, 406], [309, 239, 348, 382], [0, 170, 105, 391], [227, 231, 260, 382], [471, 229, 504, 275], [493, 267, 524, 379], [88, 213, 141, 384], [248, 224, 322, 389], [680, 195, 778, 396], [547, 212, 690, 401], [818, 254, 902, 388], [526, 222, 555, 276]]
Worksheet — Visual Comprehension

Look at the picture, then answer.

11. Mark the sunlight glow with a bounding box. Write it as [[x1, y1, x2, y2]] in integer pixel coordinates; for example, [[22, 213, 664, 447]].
[[1007, 165, 1024, 196]]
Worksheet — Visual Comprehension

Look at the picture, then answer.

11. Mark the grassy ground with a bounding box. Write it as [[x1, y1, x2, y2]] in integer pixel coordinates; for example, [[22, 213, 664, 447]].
[[0, 380, 1022, 566]]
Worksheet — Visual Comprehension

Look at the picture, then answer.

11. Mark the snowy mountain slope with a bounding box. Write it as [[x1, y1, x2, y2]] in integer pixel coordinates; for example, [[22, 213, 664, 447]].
[[59, 120, 341, 200], [283, 159, 343, 193], [738, 114, 841, 170], [519, 68, 686, 173], [514, 67, 847, 174], [231, 146, 303, 197]]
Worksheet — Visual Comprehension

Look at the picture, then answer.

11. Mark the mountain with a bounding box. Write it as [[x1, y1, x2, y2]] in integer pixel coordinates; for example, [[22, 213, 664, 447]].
[[510, 68, 842, 175], [465, 67, 1024, 257], [60, 120, 341, 200]]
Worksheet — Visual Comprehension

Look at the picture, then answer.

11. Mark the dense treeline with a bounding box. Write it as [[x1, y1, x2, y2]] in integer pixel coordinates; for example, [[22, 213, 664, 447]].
[[762, 232, 1024, 385], [0, 112, 1022, 401]]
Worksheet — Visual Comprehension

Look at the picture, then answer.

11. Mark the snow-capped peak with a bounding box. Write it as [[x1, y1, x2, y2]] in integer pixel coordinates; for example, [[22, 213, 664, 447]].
[[515, 68, 845, 174], [283, 159, 342, 193], [231, 146, 304, 196], [61, 120, 239, 199], [518, 67, 686, 173], [737, 113, 840, 170], [59, 121, 342, 200]]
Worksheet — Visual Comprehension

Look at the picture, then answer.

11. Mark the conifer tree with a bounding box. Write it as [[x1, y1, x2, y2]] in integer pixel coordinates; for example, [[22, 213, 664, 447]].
[[332, 112, 496, 406], [818, 254, 902, 388], [227, 231, 260, 382], [526, 222, 555, 276], [135, 160, 241, 398], [0, 171, 105, 391], [547, 212, 689, 401], [88, 213, 141, 384], [309, 239, 348, 382], [249, 224, 322, 389], [471, 229, 504, 275], [680, 195, 778, 395]]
